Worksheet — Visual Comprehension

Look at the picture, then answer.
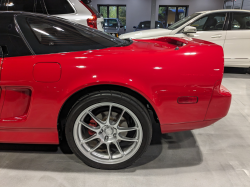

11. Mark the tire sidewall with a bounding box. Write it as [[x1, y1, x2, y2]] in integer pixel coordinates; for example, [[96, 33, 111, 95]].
[[65, 92, 152, 170]]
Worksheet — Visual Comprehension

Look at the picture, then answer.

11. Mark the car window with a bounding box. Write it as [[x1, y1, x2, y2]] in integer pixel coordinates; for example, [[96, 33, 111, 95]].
[[0, 14, 31, 57], [44, 0, 75, 15], [16, 15, 128, 55], [231, 12, 250, 30], [105, 19, 118, 28], [190, 13, 226, 31], [5, 0, 35, 12], [168, 13, 201, 30]]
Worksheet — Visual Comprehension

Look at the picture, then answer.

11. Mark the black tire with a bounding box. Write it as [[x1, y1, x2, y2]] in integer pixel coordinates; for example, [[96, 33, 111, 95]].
[[65, 91, 152, 170]]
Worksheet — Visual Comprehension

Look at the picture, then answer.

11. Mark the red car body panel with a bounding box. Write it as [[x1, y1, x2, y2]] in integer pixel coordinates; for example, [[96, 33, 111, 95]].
[[0, 37, 231, 144]]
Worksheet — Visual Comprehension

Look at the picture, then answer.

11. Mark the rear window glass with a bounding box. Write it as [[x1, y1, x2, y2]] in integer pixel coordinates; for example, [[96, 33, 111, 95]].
[[16, 15, 127, 55], [3, 0, 35, 12], [104, 19, 118, 28], [0, 14, 31, 57], [44, 0, 75, 15]]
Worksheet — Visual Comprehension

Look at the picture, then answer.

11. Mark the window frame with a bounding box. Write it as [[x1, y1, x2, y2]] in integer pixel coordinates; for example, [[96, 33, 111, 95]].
[[158, 5, 189, 28], [188, 12, 229, 32], [15, 13, 128, 56], [228, 11, 250, 31], [98, 4, 126, 25]]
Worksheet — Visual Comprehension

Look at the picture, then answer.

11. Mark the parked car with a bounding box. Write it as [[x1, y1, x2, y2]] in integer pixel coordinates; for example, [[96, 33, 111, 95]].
[[0, 12, 231, 170], [133, 21, 164, 31], [0, 0, 104, 31], [104, 18, 125, 37], [120, 10, 250, 68]]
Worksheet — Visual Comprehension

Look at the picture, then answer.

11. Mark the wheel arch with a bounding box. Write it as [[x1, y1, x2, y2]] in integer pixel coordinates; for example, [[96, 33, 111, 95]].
[[57, 84, 160, 142]]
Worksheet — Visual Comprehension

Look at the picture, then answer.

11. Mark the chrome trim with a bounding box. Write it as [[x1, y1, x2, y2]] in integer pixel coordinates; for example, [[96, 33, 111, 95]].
[[14, 15, 35, 55]]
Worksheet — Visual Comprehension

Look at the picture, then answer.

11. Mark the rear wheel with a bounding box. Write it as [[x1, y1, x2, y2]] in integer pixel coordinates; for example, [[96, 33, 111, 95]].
[[65, 91, 152, 170]]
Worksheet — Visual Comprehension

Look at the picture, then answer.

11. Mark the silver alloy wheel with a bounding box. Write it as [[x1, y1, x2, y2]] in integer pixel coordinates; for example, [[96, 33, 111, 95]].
[[73, 102, 143, 165]]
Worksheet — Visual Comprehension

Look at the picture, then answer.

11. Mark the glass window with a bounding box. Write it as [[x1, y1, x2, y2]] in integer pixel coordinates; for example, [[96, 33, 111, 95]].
[[104, 19, 118, 28], [5, 0, 35, 12], [158, 7, 167, 27], [98, 5, 127, 27], [231, 12, 250, 30], [0, 0, 8, 10], [0, 14, 31, 57], [224, 0, 244, 9], [158, 5, 189, 28], [109, 6, 117, 18], [118, 6, 126, 26], [16, 16, 130, 55], [168, 13, 200, 30], [177, 7, 187, 21], [190, 13, 226, 31], [100, 6, 107, 18], [137, 21, 164, 29], [44, 0, 74, 15], [167, 7, 176, 26]]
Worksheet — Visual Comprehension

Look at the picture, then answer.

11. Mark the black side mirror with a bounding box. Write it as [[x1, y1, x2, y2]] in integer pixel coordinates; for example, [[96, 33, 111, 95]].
[[133, 26, 136, 29]]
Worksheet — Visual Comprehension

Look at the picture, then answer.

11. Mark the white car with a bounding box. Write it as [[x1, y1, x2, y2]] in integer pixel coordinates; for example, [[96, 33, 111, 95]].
[[1, 0, 104, 31], [120, 9, 250, 68]]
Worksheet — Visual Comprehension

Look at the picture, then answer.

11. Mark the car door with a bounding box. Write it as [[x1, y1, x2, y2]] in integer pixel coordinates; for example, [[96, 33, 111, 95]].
[[0, 14, 34, 127], [223, 12, 250, 67], [178, 12, 228, 47]]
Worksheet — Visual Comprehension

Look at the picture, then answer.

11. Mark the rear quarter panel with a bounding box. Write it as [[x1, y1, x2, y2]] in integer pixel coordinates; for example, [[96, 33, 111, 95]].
[[0, 38, 224, 142]]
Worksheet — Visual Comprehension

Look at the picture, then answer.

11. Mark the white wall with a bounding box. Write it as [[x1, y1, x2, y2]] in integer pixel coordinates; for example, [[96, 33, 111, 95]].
[[92, 0, 224, 32]]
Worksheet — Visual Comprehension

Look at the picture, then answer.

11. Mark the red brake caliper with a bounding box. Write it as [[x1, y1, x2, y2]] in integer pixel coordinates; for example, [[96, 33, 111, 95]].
[[88, 119, 98, 136]]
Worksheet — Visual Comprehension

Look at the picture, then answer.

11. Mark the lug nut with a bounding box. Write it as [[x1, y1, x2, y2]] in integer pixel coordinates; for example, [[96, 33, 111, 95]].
[[99, 129, 103, 134], [104, 136, 109, 142]]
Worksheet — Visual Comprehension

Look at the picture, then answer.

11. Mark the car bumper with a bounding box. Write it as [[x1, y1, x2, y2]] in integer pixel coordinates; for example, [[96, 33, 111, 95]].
[[160, 83, 232, 134]]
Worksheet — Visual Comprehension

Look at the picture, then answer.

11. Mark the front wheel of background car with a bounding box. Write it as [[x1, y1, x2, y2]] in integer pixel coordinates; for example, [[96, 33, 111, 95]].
[[65, 91, 152, 170]]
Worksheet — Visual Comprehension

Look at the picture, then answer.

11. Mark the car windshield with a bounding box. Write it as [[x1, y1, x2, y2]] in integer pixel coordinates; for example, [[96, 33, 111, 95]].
[[104, 19, 118, 28], [168, 13, 201, 30]]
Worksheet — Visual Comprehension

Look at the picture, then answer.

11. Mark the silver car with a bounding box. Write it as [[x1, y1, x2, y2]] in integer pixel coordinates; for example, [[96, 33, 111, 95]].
[[0, 0, 104, 31], [104, 18, 125, 37]]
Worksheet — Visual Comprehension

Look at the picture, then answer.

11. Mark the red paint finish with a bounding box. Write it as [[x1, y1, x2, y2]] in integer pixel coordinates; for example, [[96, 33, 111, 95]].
[[33, 63, 61, 83], [1, 87, 31, 119], [160, 119, 220, 134], [0, 37, 231, 144], [205, 82, 232, 120], [0, 128, 59, 144]]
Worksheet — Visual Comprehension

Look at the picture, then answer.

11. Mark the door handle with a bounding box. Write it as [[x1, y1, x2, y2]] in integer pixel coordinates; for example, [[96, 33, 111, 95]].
[[211, 35, 222, 38]]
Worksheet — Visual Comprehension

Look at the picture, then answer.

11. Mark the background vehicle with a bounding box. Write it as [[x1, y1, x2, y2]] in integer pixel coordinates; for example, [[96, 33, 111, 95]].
[[133, 21, 164, 31], [0, 12, 231, 170], [0, 0, 104, 31], [120, 10, 250, 69], [104, 18, 125, 37]]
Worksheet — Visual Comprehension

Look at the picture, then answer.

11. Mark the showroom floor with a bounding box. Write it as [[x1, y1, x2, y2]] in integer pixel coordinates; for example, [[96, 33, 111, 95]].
[[0, 73, 250, 187]]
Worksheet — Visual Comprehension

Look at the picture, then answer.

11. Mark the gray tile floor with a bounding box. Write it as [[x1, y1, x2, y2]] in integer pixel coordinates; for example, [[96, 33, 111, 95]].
[[0, 73, 250, 187]]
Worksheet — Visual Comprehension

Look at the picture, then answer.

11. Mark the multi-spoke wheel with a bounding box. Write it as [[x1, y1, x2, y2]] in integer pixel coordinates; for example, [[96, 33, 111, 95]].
[[65, 91, 152, 170]]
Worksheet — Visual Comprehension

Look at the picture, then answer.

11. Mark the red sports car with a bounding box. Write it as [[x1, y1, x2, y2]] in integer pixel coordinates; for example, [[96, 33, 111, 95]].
[[0, 12, 231, 170]]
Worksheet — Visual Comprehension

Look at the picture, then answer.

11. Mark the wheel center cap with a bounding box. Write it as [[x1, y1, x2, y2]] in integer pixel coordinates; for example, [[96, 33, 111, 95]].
[[104, 126, 114, 136]]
